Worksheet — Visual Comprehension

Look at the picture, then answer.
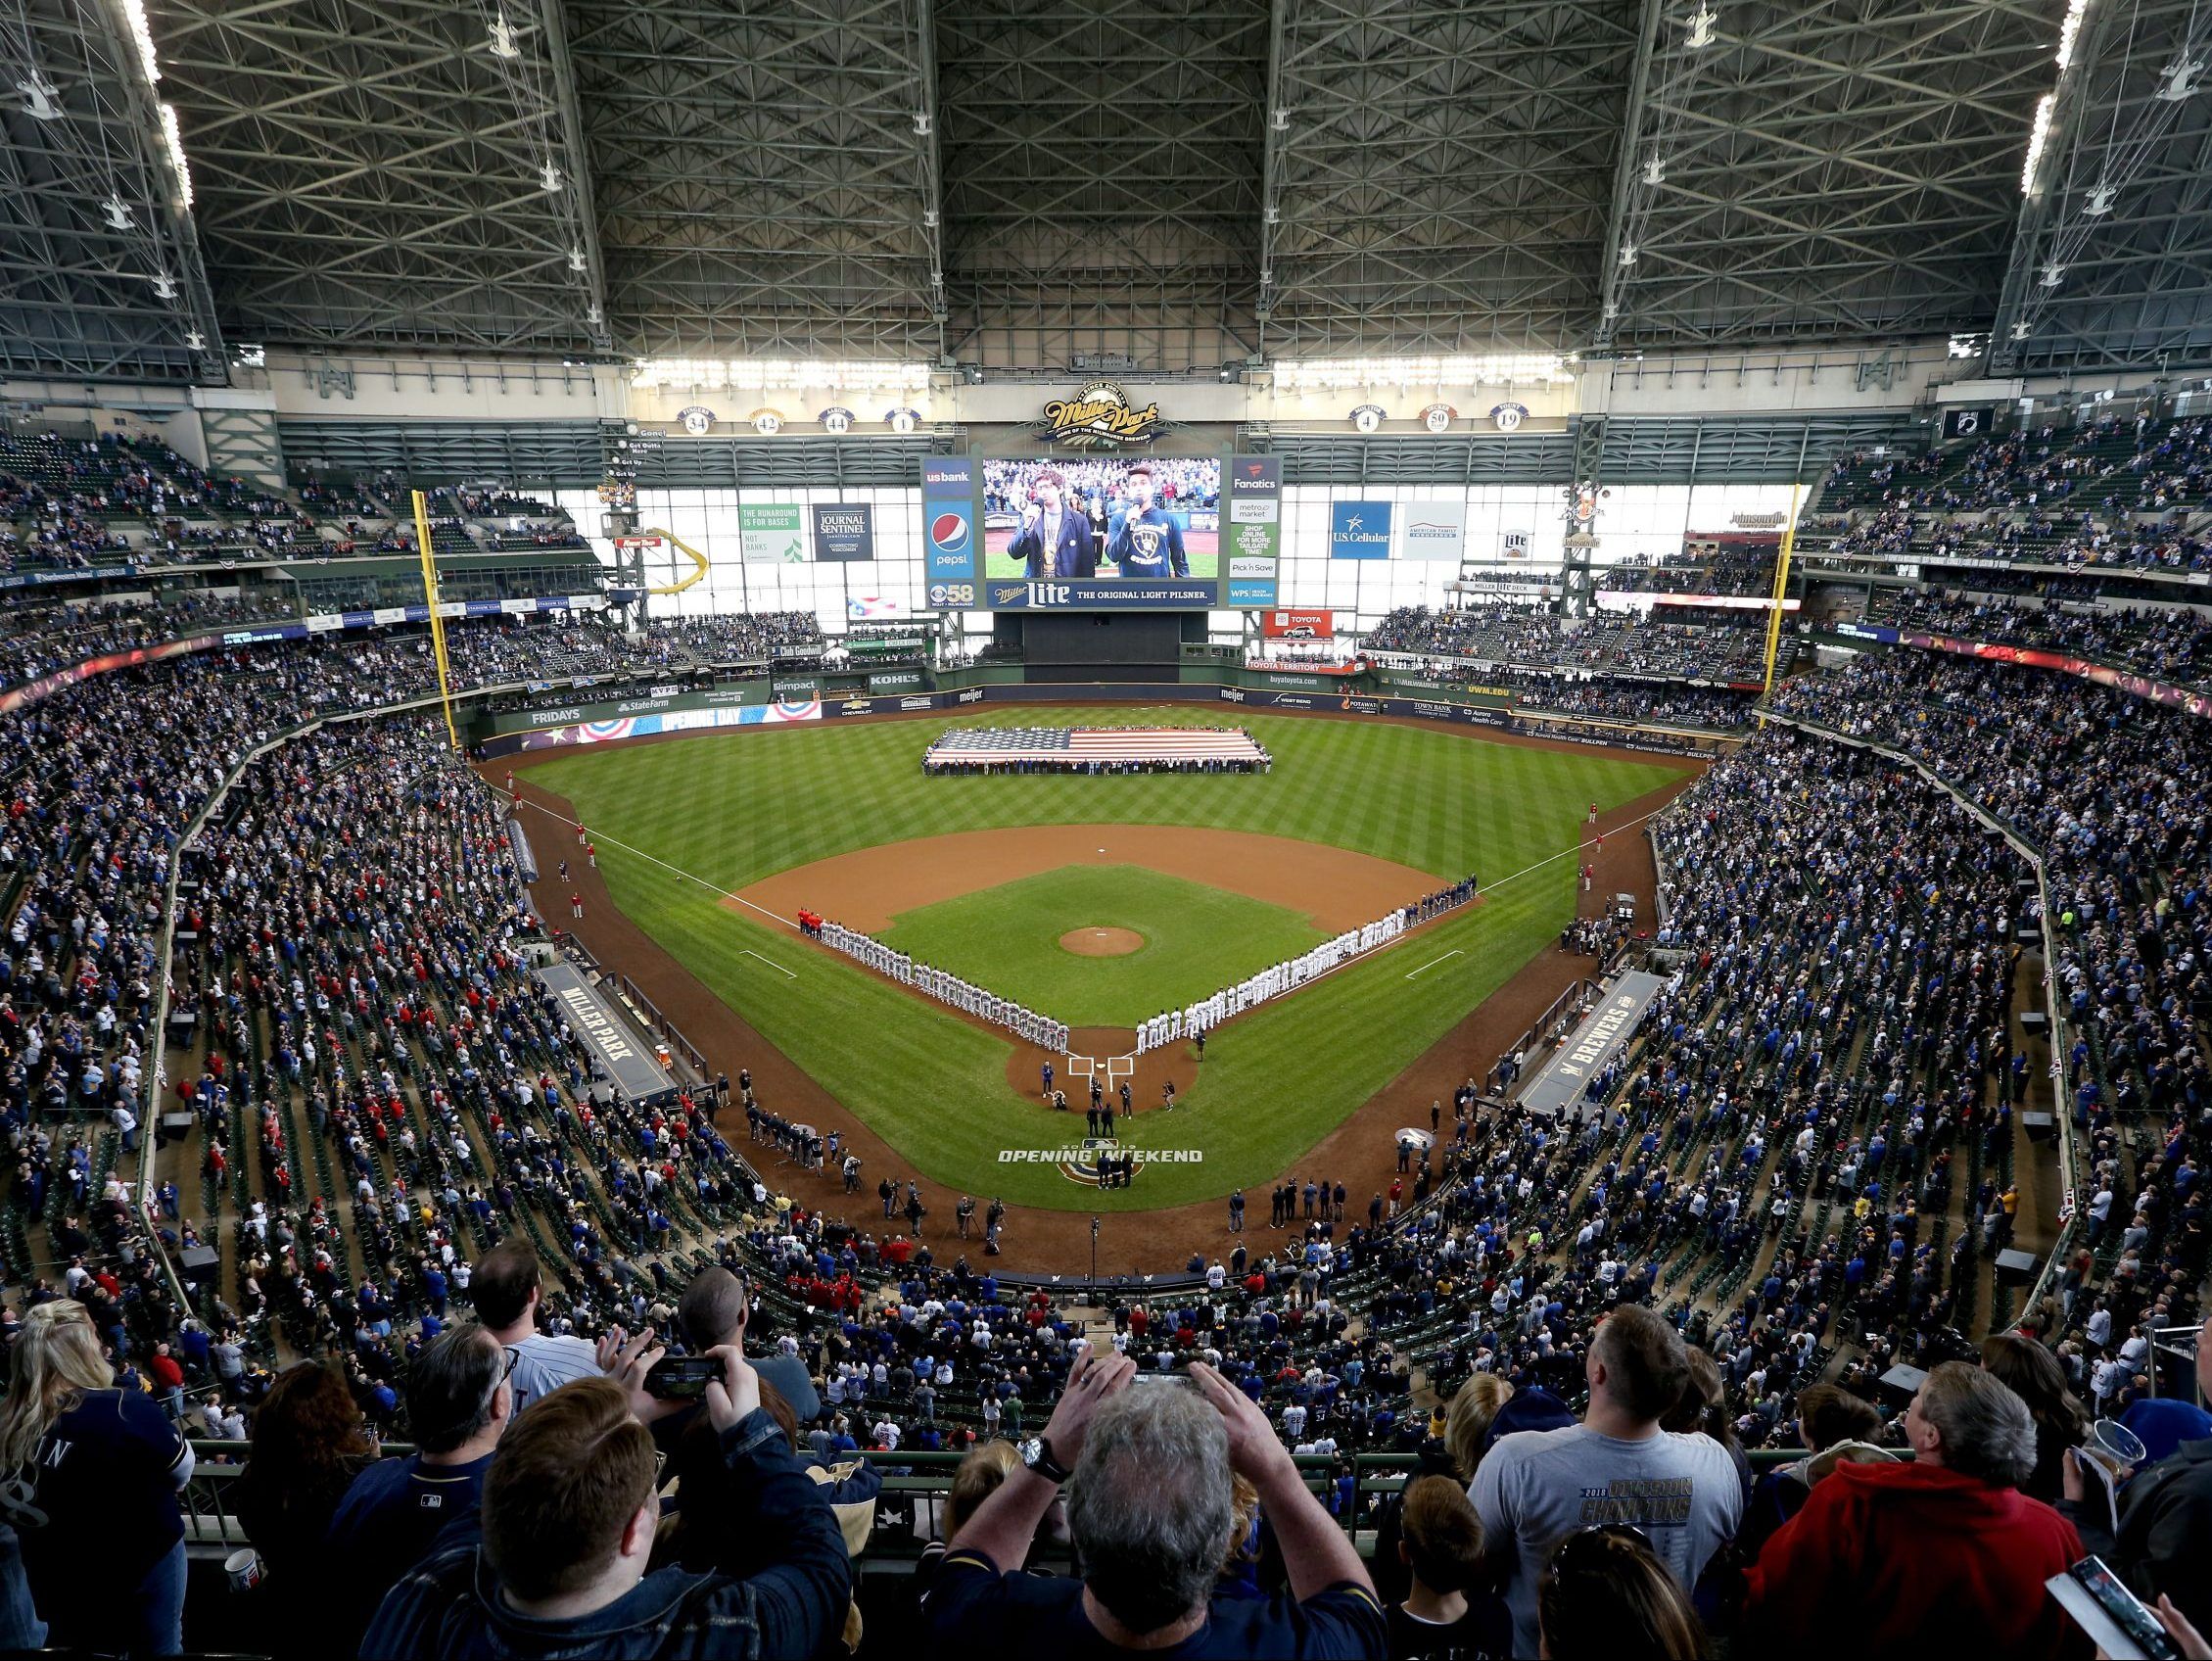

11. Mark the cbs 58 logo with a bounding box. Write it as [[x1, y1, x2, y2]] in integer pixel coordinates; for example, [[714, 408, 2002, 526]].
[[927, 583, 974, 607]]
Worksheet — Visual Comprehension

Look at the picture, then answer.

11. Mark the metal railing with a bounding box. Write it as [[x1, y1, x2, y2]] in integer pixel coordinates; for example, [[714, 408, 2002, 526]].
[[173, 1444, 1807, 1559]]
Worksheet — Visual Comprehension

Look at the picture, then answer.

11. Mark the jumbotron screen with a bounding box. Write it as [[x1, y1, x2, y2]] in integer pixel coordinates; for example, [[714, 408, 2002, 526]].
[[920, 453, 1282, 610]]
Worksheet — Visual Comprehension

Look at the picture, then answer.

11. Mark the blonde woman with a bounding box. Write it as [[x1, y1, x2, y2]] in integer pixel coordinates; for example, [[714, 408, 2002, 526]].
[[0, 1301, 193, 1655]]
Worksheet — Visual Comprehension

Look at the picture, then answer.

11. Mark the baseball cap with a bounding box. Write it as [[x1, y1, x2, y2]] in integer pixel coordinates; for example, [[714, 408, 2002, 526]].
[[753, 1354, 823, 1423]]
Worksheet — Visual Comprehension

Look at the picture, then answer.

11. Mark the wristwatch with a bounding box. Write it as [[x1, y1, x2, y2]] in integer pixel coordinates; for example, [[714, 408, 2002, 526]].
[[1019, 1435, 1070, 1484]]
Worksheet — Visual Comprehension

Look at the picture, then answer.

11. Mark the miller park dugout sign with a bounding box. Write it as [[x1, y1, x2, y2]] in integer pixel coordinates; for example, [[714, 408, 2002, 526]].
[[1037, 381, 1163, 450]]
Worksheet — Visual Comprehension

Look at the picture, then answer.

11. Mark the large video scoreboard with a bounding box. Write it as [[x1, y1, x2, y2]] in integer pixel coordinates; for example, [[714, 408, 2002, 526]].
[[922, 453, 1282, 610]]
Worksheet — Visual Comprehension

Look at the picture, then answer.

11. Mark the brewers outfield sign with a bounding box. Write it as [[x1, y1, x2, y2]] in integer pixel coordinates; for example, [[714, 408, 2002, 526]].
[[1039, 381, 1162, 450]]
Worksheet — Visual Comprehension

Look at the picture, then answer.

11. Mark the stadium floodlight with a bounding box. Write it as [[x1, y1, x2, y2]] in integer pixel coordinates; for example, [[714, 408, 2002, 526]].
[[150, 272, 176, 301], [160, 104, 192, 206], [2040, 261, 2066, 288], [922, 209, 938, 227], [102, 194, 135, 230], [1685, 5, 1718, 49], [2011, 322, 2032, 341], [117, 0, 162, 83], [185, 330, 205, 350], [2085, 182, 2116, 214], [488, 12, 522, 58], [568, 247, 588, 273], [630, 357, 932, 395], [1276, 355, 1573, 393], [2055, 0, 2092, 67], [913, 112, 931, 135], [2021, 93, 2056, 192], [1641, 154, 1665, 185], [539, 162, 563, 192]]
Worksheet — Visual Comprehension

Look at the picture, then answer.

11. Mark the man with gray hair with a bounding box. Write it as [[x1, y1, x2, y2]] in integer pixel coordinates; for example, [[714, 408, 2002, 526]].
[[926, 1350, 1384, 1655], [1744, 1361, 2084, 1657], [323, 1321, 512, 1653]]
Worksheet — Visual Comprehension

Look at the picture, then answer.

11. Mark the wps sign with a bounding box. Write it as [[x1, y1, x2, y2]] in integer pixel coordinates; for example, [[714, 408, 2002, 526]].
[[810, 502, 874, 562], [1037, 381, 1162, 449]]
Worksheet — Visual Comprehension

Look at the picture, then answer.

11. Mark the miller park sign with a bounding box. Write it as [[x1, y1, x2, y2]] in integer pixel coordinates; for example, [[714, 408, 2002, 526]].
[[1037, 381, 1163, 450]]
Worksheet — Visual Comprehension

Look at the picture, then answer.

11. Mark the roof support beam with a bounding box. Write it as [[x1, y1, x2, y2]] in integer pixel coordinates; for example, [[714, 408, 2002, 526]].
[[81, 0, 228, 377], [535, 0, 614, 353], [1987, 0, 2123, 372], [1254, 0, 1289, 356], [914, 0, 949, 361], [1592, 0, 1665, 351]]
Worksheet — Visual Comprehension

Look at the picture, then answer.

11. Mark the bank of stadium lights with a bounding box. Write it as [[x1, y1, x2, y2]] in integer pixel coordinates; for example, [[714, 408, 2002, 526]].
[[110, 0, 198, 212], [629, 358, 933, 396], [159, 105, 192, 207], [1275, 356, 1574, 394], [2022, 93, 2057, 192]]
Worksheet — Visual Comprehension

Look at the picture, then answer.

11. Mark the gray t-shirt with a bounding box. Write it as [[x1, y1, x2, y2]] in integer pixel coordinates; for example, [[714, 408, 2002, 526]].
[[504, 1331, 602, 1415], [1471, 1424, 1743, 1657]]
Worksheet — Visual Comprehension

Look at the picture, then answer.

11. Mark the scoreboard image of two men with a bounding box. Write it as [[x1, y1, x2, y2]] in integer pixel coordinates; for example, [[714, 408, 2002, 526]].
[[984, 458, 1220, 581]]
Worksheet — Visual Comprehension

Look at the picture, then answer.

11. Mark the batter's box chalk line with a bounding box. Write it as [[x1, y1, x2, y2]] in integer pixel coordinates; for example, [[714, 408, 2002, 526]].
[[1066, 1053, 1135, 1079]]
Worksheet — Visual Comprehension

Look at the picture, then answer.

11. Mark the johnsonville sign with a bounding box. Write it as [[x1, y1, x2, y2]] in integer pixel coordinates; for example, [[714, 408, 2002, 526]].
[[1038, 381, 1162, 450]]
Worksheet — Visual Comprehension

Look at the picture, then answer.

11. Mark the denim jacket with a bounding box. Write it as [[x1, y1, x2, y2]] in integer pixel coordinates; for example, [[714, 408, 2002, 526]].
[[360, 1407, 851, 1659]]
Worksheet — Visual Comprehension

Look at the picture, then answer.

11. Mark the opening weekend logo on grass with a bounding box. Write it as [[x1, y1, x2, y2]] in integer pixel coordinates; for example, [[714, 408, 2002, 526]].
[[997, 1139, 1206, 1184]]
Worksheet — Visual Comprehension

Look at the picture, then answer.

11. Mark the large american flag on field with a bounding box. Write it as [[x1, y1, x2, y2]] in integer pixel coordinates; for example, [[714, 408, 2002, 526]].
[[925, 726, 1267, 764]]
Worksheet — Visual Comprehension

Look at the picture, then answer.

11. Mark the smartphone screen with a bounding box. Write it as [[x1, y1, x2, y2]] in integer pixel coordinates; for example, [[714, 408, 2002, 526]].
[[645, 1356, 722, 1400], [2070, 1559, 2180, 1661]]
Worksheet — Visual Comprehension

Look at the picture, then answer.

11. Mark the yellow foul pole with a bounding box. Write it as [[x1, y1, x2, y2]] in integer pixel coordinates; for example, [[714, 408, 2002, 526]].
[[412, 489, 461, 750], [1760, 480, 1803, 700]]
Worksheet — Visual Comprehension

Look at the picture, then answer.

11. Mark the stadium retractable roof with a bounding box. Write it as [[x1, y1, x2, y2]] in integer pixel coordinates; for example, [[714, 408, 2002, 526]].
[[1, 0, 2206, 380]]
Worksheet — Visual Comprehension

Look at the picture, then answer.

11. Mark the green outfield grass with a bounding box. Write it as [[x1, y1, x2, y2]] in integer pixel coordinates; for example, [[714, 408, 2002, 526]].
[[526, 707, 1684, 1209], [875, 864, 1328, 1028]]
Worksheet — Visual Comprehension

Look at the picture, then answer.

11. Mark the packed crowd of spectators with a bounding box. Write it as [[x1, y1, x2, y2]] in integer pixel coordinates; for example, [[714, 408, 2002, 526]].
[[1866, 589, 2212, 688], [0, 589, 2204, 1656], [1364, 604, 1781, 683], [1809, 410, 2212, 575], [0, 593, 305, 691], [1595, 542, 1780, 598], [635, 611, 825, 665]]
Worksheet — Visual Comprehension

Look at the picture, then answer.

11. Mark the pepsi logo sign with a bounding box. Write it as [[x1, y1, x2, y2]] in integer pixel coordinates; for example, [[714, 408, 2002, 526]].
[[929, 510, 969, 554]]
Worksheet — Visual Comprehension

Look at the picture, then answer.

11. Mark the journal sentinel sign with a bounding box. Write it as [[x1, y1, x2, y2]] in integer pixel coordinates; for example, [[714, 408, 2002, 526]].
[[1329, 501, 1392, 559]]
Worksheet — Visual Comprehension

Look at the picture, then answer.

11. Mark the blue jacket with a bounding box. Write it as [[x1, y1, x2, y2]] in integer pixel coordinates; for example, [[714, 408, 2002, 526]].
[[359, 1408, 850, 1659]]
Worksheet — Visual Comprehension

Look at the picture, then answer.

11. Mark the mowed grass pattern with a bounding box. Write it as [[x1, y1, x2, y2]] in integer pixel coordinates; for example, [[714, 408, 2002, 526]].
[[876, 865, 1329, 1028], [529, 709, 1682, 1209]]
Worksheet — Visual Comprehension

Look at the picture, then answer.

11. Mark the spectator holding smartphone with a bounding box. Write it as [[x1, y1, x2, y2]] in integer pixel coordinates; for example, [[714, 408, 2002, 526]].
[[362, 1340, 851, 1658]]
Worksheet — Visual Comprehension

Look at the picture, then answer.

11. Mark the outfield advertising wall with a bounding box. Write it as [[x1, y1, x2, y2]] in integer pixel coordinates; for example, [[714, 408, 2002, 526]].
[[480, 676, 1738, 757]]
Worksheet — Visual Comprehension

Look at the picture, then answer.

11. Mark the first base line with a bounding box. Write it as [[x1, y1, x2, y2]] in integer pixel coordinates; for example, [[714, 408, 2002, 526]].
[[742, 949, 797, 978], [1403, 949, 1464, 980]]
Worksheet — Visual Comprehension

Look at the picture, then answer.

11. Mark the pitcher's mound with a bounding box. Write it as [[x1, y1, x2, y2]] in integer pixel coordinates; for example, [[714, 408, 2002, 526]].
[[1061, 926, 1145, 957]]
